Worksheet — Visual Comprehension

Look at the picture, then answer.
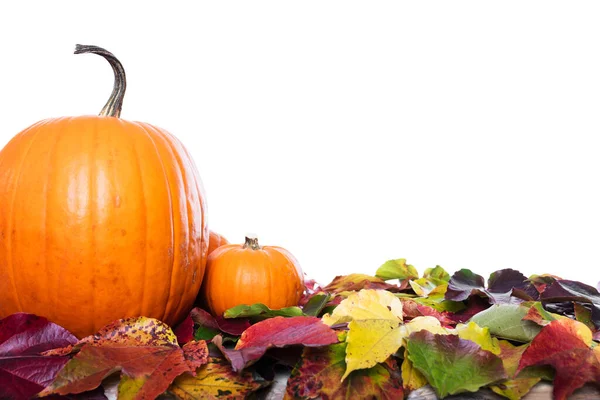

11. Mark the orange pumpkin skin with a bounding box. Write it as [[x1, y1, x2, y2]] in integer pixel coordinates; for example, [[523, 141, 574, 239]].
[[0, 116, 208, 338], [208, 230, 229, 255], [200, 236, 304, 316]]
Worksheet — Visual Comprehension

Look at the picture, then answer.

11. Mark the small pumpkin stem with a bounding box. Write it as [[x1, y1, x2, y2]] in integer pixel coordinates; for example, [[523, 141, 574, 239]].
[[243, 234, 261, 250], [74, 44, 127, 118]]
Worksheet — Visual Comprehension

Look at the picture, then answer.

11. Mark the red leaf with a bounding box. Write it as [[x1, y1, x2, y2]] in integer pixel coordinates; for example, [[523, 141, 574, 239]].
[[190, 307, 250, 336], [182, 340, 209, 372], [517, 318, 600, 400], [173, 315, 194, 345], [401, 299, 456, 328], [39, 317, 194, 399], [213, 316, 338, 371], [0, 313, 77, 400]]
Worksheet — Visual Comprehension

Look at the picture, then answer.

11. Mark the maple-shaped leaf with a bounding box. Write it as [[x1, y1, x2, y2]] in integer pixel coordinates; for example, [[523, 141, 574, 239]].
[[517, 318, 600, 400], [375, 259, 419, 282], [190, 307, 250, 340], [39, 317, 193, 399], [470, 303, 542, 342], [445, 268, 534, 304], [541, 279, 600, 327], [223, 303, 303, 319], [323, 273, 401, 294], [214, 316, 338, 371], [406, 330, 506, 398], [488, 340, 552, 400], [169, 356, 269, 399], [285, 342, 403, 400], [0, 313, 78, 400], [321, 290, 405, 379]]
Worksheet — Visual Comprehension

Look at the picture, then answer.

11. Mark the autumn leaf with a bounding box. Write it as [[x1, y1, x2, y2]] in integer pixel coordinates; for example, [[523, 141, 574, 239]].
[[173, 314, 194, 345], [169, 356, 269, 399], [375, 259, 419, 281], [522, 301, 564, 326], [39, 317, 193, 400], [406, 330, 506, 398], [445, 268, 534, 304], [302, 293, 332, 317], [541, 279, 600, 327], [401, 348, 428, 392], [0, 313, 78, 400], [182, 340, 209, 371], [321, 290, 405, 379], [190, 307, 250, 341], [285, 342, 403, 400], [223, 303, 303, 319], [454, 321, 501, 355], [488, 340, 552, 400], [323, 273, 401, 294], [517, 318, 600, 400], [401, 299, 456, 328], [470, 303, 542, 342], [214, 316, 338, 371]]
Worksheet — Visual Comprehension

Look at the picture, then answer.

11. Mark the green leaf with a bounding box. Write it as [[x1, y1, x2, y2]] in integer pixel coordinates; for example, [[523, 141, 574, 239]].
[[375, 259, 419, 281], [470, 304, 542, 342], [194, 326, 220, 341], [302, 294, 332, 317], [223, 303, 304, 319], [406, 331, 506, 398], [424, 265, 450, 282]]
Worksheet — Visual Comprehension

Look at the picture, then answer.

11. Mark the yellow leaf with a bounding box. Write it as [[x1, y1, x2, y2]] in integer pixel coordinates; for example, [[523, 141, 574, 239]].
[[322, 290, 405, 381], [401, 316, 449, 337], [401, 348, 428, 391], [322, 289, 403, 326], [455, 322, 501, 355], [343, 319, 405, 380]]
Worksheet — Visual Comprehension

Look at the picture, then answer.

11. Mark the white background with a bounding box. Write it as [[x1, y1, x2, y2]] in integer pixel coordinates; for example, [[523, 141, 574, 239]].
[[1, 2, 599, 288]]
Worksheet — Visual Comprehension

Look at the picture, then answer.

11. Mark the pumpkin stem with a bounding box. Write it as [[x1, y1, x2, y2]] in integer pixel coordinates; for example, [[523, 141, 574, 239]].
[[74, 44, 127, 118], [243, 234, 261, 250]]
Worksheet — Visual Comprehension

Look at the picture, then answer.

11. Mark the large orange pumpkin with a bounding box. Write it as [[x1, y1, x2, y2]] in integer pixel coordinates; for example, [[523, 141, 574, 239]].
[[200, 235, 304, 316], [0, 45, 208, 338]]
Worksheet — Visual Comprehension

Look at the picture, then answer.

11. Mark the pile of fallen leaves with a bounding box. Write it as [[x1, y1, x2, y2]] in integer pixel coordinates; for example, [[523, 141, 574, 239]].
[[2, 259, 600, 400]]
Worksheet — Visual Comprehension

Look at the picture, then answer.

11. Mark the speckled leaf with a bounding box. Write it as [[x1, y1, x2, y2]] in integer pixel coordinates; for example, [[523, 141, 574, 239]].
[[470, 304, 542, 342], [182, 340, 209, 371], [0, 313, 78, 400], [406, 330, 506, 398], [284, 342, 404, 400], [215, 316, 338, 371], [223, 303, 303, 319], [323, 274, 400, 293], [39, 317, 190, 400], [375, 259, 419, 281], [169, 357, 269, 399], [518, 318, 600, 400]]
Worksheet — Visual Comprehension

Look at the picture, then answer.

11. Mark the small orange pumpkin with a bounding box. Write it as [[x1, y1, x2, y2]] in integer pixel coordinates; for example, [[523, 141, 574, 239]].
[[0, 45, 208, 338], [208, 230, 229, 255], [200, 235, 304, 316]]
